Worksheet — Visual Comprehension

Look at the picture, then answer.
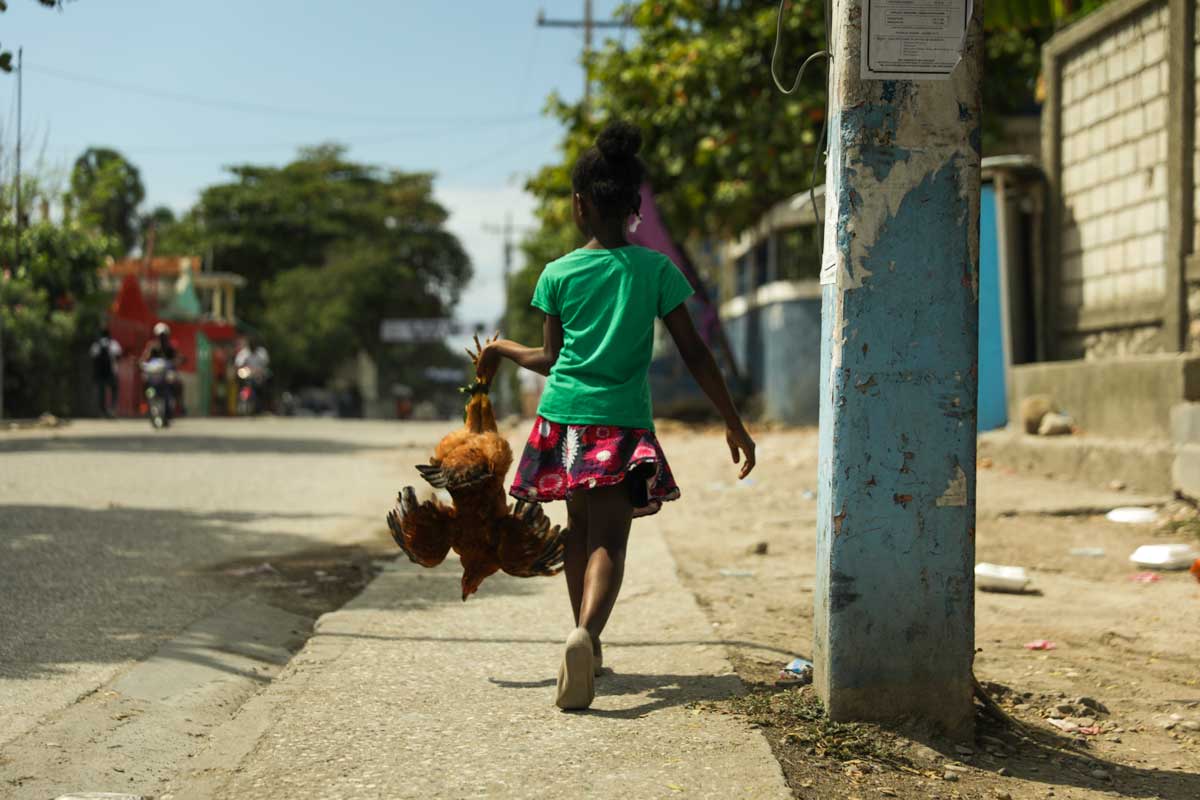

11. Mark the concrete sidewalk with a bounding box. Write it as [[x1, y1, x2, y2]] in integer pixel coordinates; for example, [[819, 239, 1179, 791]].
[[169, 510, 791, 799]]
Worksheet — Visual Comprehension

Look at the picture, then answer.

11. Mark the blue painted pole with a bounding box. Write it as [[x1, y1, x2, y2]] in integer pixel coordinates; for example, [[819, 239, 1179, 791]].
[[813, 0, 982, 736]]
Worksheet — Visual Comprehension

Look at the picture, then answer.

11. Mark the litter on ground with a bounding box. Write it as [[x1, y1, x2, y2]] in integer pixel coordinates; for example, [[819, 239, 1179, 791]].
[[975, 563, 1033, 593], [776, 657, 813, 687], [1105, 506, 1158, 524], [1128, 543, 1200, 570], [1024, 639, 1056, 650]]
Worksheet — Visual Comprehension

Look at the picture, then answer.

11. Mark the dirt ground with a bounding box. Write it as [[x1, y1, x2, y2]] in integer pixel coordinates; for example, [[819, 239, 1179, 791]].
[[650, 424, 1200, 800]]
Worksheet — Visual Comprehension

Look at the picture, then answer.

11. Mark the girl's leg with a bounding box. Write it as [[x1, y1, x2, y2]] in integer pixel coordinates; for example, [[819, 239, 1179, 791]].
[[564, 493, 588, 625], [577, 483, 634, 645]]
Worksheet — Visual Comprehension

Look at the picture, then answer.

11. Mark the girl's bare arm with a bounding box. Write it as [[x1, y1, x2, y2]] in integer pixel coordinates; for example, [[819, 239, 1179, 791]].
[[662, 304, 756, 478], [475, 315, 563, 381]]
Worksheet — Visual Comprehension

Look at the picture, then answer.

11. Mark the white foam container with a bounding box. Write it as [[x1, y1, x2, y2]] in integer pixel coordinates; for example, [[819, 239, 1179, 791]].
[[1105, 507, 1158, 524], [1128, 543, 1199, 570], [975, 563, 1032, 592]]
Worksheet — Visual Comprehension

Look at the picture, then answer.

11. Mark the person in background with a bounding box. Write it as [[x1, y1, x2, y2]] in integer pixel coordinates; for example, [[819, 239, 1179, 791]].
[[234, 336, 270, 374], [142, 322, 181, 364], [142, 322, 185, 420], [234, 336, 271, 414], [89, 328, 122, 418]]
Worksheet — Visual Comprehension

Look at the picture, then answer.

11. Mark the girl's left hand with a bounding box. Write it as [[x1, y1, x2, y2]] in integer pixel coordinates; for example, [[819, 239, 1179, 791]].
[[468, 332, 502, 383]]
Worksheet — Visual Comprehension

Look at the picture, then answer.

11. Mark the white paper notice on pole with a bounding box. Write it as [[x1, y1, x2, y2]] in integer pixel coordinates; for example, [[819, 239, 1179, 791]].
[[861, 0, 969, 81]]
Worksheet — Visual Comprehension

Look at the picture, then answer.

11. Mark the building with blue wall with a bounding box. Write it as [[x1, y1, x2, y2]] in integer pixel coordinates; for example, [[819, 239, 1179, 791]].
[[719, 159, 1043, 428]]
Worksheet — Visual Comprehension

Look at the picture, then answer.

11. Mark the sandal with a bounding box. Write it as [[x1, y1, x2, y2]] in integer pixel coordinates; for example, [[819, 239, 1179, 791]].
[[593, 640, 604, 677], [555, 627, 595, 710]]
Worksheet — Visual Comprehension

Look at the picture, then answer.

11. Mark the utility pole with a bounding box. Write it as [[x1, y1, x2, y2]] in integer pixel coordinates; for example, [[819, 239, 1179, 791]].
[[0, 47, 18, 420], [14, 47, 21, 270], [483, 213, 514, 335], [536, 1, 629, 113], [483, 214, 537, 333], [813, 0, 983, 737]]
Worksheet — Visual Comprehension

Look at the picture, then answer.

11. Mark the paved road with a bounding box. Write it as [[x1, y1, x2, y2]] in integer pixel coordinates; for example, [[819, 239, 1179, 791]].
[[0, 418, 437, 748]]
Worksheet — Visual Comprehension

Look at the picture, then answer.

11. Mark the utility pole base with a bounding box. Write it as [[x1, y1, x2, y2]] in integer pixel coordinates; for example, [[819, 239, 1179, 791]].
[[819, 679, 976, 740], [814, 0, 983, 739]]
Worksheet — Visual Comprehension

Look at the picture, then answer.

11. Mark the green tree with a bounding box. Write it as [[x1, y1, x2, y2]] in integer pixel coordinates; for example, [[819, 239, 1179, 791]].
[[0, 219, 109, 416], [175, 146, 472, 387], [528, 1, 829, 242], [0, 273, 78, 414], [260, 264, 356, 387], [19, 220, 109, 303], [986, 0, 1109, 32], [262, 234, 468, 385], [70, 147, 146, 255], [182, 145, 470, 324]]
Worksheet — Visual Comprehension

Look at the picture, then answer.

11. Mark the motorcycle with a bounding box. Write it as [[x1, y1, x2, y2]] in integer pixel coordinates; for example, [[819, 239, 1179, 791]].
[[236, 365, 267, 416], [141, 358, 175, 429]]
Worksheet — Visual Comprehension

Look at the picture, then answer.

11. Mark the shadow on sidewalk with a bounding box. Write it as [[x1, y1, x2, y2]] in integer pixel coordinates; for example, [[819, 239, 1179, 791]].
[[321, 630, 796, 660], [488, 671, 744, 719]]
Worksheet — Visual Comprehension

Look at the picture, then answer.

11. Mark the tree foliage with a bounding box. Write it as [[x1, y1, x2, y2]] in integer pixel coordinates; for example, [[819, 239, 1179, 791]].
[[171, 145, 469, 322], [262, 238, 467, 386], [528, 0, 829, 243], [1, 220, 109, 416], [163, 145, 471, 387], [70, 147, 146, 256], [0, 273, 78, 414], [985, 0, 1109, 32]]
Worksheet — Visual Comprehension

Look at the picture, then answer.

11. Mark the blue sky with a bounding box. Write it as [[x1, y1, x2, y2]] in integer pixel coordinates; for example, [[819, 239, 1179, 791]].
[[0, 0, 629, 329]]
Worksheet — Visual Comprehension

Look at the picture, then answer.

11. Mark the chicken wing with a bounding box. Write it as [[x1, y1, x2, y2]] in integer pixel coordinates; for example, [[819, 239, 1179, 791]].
[[496, 499, 566, 578], [387, 486, 455, 568]]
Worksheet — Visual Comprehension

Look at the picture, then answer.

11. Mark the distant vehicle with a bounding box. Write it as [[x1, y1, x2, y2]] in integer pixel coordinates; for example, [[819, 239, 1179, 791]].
[[236, 364, 268, 415], [141, 358, 174, 429]]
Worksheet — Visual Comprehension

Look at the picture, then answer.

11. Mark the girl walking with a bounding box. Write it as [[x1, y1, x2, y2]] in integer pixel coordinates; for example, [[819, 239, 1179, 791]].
[[473, 120, 755, 710]]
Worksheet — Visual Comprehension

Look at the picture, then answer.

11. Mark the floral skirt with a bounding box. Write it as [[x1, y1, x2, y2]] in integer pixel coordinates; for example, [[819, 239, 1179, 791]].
[[509, 416, 681, 518]]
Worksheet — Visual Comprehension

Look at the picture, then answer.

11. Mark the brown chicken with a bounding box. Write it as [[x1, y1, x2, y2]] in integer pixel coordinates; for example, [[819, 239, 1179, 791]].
[[386, 366, 565, 600]]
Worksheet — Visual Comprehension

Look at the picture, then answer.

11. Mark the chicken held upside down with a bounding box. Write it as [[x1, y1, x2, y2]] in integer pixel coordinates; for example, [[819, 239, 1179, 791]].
[[387, 347, 565, 600]]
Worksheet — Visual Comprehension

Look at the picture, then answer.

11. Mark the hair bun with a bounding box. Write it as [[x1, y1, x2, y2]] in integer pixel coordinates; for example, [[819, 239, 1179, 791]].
[[595, 120, 642, 161]]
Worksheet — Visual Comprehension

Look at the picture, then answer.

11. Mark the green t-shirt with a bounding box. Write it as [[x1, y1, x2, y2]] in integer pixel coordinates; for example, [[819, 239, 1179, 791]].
[[531, 245, 694, 431]]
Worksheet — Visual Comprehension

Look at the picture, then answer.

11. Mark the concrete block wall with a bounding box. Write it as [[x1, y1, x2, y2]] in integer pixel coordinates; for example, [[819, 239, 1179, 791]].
[[1171, 401, 1200, 496], [1058, 2, 1169, 318]]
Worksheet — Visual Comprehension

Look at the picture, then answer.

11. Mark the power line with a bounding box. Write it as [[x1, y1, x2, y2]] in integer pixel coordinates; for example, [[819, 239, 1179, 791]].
[[26, 63, 543, 126]]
